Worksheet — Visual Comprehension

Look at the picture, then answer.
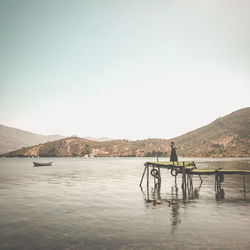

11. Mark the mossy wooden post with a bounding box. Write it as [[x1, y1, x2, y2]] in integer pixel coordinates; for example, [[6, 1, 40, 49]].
[[146, 164, 149, 200], [157, 170, 161, 201], [215, 171, 221, 193], [190, 174, 193, 192], [139, 165, 147, 187], [156, 157, 161, 188], [158, 167, 161, 187], [153, 166, 156, 188], [174, 172, 178, 190], [199, 175, 203, 185], [182, 162, 186, 197], [152, 167, 156, 203], [214, 173, 217, 192], [182, 162, 186, 189], [187, 174, 193, 197], [243, 175, 246, 198]]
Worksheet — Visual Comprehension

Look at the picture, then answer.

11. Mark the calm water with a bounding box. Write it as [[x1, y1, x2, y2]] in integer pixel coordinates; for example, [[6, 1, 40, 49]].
[[0, 157, 250, 250]]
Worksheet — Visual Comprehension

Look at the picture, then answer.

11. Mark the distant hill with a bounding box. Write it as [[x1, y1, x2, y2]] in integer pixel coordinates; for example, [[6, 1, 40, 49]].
[[172, 107, 250, 157], [0, 124, 64, 154], [1, 107, 250, 157]]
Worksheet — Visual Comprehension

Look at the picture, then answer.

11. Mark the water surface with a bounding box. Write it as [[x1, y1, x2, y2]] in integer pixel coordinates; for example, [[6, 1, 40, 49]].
[[0, 157, 250, 249]]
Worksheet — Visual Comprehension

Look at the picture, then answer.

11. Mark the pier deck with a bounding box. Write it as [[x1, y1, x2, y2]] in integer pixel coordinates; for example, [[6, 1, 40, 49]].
[[144, 161, 250, 175], [140, 161, 249, 197], [190, 169, 250, 175], [145, 161, 196, 169]]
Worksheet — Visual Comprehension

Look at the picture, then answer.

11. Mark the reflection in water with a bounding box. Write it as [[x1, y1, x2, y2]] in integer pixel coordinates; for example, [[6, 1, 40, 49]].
[[216, 187, 225, 200], [143, 174, 204, 233], [141, 163, 250, 233], [170, 186, 180, 233], [170, 204, 180, 233], [1, 158, 250, 249], [143, 171, 198, 232], [215, 173, 225, 200]]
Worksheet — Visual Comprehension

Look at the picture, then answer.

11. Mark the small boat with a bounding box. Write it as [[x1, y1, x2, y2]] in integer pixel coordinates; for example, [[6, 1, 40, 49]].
[[33, 161, 53, 167]]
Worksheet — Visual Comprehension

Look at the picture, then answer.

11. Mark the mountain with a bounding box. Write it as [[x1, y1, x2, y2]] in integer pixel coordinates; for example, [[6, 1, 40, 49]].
[[0, 136, 168, 157], [0, 124, 64, 154], [1, 107, 250, 157], [172, 107, 250, 157]]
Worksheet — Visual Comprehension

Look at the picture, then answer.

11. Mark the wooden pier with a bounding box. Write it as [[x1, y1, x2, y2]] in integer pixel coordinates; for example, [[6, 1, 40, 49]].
[[139, 161, 250, 200]]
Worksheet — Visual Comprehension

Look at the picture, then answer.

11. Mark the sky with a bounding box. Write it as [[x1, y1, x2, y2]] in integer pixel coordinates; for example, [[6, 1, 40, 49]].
[[0, 0, 249, 140]]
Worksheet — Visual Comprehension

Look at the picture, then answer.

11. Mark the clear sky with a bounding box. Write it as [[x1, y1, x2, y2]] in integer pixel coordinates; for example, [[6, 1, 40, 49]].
[[0, 0, 249, 140]]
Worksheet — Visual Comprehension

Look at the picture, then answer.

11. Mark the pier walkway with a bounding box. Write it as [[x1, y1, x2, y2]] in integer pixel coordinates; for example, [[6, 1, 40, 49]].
[[139, 161, 250, 198]]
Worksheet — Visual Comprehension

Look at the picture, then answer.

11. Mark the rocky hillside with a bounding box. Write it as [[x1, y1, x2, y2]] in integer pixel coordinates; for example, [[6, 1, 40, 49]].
[[1, 108, 250, 157], [0, 124, 64, 154], [1, 137, 169, 157], [173, 107, 250, 157]]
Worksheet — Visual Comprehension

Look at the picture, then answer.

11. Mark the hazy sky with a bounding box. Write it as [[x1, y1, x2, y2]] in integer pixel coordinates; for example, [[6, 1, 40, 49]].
[[0, 0, 249, 140]]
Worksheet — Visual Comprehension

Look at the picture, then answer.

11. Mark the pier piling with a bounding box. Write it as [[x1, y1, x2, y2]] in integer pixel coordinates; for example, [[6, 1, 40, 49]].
[[139, 161, 250, 200]]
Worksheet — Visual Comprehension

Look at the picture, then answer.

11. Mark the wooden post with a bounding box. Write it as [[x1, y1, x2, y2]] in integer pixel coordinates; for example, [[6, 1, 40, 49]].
[[215, 172, 221, 193], [199, 175, 203, 184], [187, 174, 193, 196], [190, 174, 193, 192], [182, 162, 186, 188], [147, 165, 149, 189], [139, 165, 147, 187], [243, 175, 246, 198], [157, 166, 161, 200], [175, 170, 179, 193], [157, 166, 161, 187], [153, 166, 156, 188], [146, 165, 149, 200], [182, 162, 186, 198], [152, 167, 156, 204], [214, 174, 217, 192]]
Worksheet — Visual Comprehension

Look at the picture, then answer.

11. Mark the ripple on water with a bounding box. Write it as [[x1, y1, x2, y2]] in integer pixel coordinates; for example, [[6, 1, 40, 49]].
[[0, 157, 250, 249]]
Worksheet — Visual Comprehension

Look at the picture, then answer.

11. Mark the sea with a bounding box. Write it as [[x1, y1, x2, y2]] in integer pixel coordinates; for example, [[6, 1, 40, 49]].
[[0, 157, 250, 250]]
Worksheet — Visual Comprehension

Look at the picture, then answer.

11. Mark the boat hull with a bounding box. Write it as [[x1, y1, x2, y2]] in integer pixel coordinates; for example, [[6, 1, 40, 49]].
[[33, 161, 53, 167]]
